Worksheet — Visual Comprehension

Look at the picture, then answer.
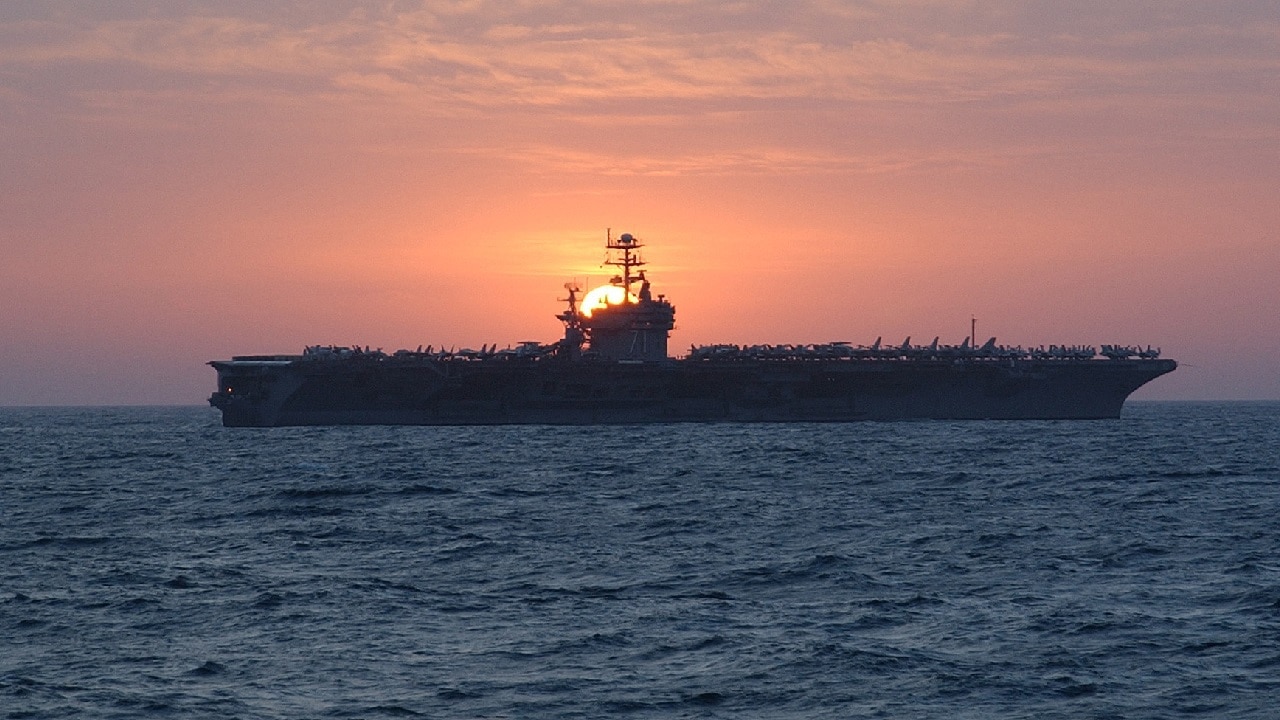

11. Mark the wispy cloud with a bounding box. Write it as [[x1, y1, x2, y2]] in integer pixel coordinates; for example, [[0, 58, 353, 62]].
[[459, 142, 1058, 177], [6, 2, 1277, 113], [5, 1, 1277, 202]]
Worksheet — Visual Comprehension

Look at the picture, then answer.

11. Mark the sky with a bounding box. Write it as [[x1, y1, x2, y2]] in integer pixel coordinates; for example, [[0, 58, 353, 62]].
[[2, 0, 1278, 405]]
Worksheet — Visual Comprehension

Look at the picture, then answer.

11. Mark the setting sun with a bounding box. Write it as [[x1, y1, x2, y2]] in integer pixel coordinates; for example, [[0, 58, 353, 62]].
[[580, 285, 638, 317]]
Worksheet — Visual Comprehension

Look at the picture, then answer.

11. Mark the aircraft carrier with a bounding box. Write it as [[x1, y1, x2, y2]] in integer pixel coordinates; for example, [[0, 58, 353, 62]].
[[209, 232, 1175, 426]]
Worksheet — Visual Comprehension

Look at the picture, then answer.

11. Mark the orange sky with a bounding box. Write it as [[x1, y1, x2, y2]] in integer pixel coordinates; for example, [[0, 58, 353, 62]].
[[2, 1, 1278, 404]]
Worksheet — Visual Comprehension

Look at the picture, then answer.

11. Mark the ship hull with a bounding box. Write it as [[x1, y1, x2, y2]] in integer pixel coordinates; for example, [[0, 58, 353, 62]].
[[209, 357, 1177, 427]]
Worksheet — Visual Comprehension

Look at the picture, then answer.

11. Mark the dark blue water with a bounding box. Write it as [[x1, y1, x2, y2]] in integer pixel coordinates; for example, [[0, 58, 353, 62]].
[[2, 403, 1279, 718]]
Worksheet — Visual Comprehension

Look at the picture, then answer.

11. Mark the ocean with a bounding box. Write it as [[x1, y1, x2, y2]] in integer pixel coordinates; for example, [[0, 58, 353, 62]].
[[2, 403, 1278, 718]]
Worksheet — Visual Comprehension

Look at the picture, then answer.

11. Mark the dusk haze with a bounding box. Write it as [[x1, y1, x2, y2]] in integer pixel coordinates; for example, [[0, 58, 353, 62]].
[[4, 1, 1278, 406]]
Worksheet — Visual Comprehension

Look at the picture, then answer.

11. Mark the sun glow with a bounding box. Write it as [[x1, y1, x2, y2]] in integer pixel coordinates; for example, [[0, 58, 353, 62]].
[[580, 284, 638, 317]]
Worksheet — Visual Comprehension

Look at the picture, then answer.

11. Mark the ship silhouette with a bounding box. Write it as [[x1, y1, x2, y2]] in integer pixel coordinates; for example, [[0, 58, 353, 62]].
[[209, 231, 1175, 426]]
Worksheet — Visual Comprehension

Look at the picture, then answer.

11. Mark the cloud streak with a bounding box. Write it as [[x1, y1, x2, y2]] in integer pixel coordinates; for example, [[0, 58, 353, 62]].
[[6, 2, 1277, 113]]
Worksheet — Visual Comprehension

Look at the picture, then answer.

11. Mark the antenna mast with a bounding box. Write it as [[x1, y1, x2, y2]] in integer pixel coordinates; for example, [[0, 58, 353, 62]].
[[604, 230, 644, 300]]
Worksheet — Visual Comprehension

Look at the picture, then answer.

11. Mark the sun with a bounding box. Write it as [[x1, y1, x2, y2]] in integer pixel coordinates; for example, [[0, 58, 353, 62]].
[[580, 284, 638, 317]]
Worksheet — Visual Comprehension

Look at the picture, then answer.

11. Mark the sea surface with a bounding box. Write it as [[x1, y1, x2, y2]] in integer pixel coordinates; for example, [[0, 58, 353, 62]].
[[2, 403, 1279, 719]]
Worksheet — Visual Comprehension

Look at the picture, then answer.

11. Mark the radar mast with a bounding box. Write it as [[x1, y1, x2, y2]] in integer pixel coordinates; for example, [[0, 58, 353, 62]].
[[604, 229, 645, 301]]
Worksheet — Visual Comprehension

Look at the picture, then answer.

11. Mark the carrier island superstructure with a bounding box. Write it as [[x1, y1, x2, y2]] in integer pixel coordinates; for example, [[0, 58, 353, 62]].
[[209, 231, 1175, 426]]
